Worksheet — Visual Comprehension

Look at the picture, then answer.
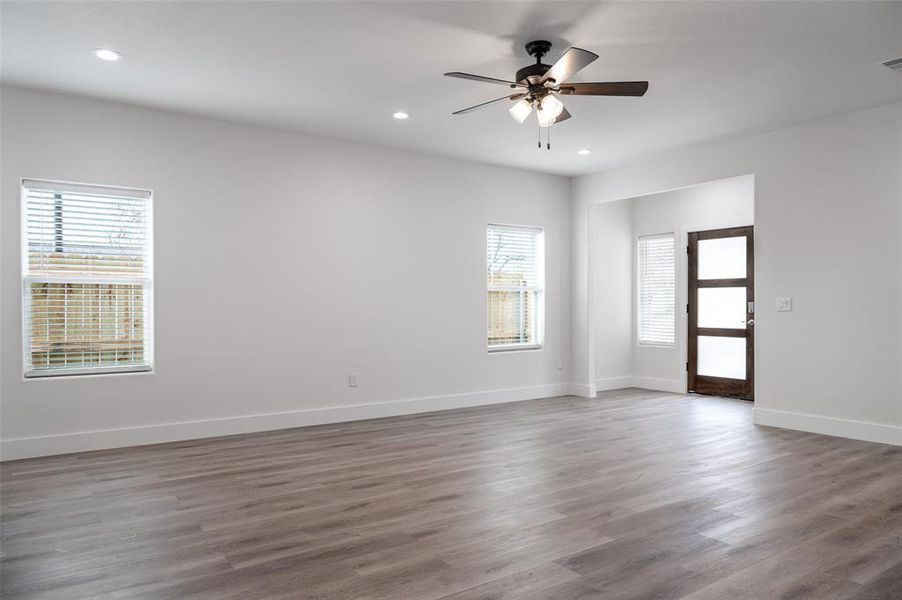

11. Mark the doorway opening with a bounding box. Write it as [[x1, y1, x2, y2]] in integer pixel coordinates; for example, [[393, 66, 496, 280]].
[[589, 174, 755, 400]]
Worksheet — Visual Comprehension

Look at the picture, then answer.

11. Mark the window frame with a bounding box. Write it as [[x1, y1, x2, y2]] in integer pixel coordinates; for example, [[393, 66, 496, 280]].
[[20, 178, 155, 379], [486, 223, 545, 353], [637, 232, 676, 348]]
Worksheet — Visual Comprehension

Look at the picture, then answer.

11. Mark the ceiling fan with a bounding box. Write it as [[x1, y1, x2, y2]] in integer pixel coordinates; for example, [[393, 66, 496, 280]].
[[445, 40, 648, 137]]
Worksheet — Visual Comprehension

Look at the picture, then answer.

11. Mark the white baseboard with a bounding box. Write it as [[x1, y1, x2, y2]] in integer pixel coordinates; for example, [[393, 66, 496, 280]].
[[594, 376, 634, 392], [567, 382, 597, 398], [16, 384, 896, 461], [1, 383, 571, 461], [754, 407, 902, 446], [594, 376, 684, 394], [631, 376, 684, 394]]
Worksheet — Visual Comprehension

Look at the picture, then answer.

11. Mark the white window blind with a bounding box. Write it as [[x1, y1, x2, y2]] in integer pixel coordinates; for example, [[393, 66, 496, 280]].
[[487, 224, 544, 351], [638, 234, 675, 346], [22, 179, 153, 377]]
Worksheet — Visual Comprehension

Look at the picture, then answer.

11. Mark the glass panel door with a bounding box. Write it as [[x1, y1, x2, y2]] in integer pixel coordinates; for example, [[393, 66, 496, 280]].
[[688, 226, 754, 399]]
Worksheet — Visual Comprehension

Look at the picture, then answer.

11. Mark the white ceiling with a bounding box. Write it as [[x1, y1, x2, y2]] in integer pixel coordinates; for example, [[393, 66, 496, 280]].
[[2, 1, 901, 176]]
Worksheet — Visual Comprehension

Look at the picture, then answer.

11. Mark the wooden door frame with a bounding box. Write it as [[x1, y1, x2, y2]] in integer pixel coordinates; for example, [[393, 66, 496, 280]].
[[687, 226, 754, 400]]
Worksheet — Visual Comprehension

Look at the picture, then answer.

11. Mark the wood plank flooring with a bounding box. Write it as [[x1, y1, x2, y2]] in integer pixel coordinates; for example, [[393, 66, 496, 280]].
[[2, 389, 901, 599]]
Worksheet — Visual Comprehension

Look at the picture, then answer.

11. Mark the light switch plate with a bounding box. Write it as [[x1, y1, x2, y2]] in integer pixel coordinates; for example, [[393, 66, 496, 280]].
[[776, 297, 792, 312], [348, 372, 359, 387]]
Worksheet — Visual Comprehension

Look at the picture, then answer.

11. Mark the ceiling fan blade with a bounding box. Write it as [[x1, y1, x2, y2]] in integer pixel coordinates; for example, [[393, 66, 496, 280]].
[[558, 81, 649, 97], [444, 72, 523, 88], [541, 47, 599, 85], [452, 94, 525, 115], [554, 107, 572, 124]]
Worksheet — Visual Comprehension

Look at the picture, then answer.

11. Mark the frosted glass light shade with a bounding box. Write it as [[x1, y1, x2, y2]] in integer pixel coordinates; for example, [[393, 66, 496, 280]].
[[536, 107, 556, 127], [540, 94, 564, 118], [509, 99, 532, 123]]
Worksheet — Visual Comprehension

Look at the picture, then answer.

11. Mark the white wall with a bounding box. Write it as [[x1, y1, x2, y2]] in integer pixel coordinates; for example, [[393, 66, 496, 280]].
[[0, 86, 572, 459], [591, 199, 632, 391], [575, 102, 902, 445], [568, 190, 594, 398]]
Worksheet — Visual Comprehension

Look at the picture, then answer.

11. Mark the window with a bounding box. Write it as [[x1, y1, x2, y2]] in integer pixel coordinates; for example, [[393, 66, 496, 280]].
[[22, 179, 153, 377], [638, 233, 675, 346], [486, 224, 544, 351]]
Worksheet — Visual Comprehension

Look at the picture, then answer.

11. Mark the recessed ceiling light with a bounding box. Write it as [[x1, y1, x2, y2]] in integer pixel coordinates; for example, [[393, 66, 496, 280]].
[[392, 111, 410, 120], [93, 49, 123, 62], [577, 149, 592, 156]]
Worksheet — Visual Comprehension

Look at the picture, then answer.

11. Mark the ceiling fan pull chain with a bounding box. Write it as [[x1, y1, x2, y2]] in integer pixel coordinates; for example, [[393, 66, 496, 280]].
[[547, 126, 551, 151], [537, 119, 541, 149]]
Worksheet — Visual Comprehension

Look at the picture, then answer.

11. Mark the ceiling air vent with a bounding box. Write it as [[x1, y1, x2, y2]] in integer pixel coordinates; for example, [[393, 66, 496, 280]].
[[882, 57, 902, 72]]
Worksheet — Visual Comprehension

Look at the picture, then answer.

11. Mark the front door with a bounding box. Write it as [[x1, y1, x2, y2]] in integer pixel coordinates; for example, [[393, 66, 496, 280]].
[[688, 226, 754, 400]]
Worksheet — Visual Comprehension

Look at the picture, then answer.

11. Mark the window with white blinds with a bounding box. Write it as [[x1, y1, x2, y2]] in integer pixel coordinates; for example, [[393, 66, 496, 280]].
[[638, 233, 675, 346], [22, 179, 153, 377], [487, 224, 544, 351]]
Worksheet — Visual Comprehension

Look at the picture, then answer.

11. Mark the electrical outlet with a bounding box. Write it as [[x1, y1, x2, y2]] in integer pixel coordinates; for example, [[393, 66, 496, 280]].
[[555, 358, 563, 371], [776, 297, 792, 312], [348, 372, 359, 387]]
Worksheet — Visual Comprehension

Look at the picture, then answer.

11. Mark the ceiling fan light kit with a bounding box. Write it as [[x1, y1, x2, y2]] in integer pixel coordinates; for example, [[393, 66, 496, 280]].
[[536, 106, 557, 128], [540, 94, 564, 119], [445, 40, 648, 148], [509, 98, 532, 123]]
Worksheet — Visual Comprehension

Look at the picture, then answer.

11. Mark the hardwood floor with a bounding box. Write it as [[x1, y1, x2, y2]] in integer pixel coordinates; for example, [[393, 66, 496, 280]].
[[2, 389, 901, 600]]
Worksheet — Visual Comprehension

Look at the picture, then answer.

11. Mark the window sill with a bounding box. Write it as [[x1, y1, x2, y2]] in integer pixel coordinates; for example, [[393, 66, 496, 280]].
[[25, 365, 153, 379], [488, 344, 543, 353]]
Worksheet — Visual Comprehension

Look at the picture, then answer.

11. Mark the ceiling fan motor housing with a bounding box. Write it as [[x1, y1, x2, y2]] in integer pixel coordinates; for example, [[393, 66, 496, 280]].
[[518, 40, 553, 84], [524, 40, 552, 60], [516, 63, 550, 85]]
